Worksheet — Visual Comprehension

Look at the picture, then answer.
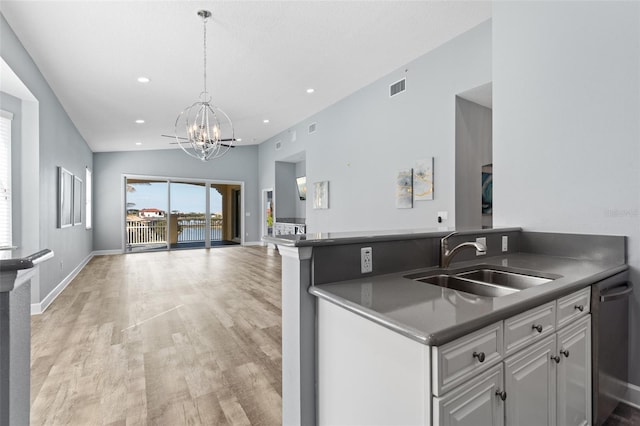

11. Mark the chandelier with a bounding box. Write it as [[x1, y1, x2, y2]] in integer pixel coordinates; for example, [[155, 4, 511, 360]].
[[175, 10, 234, 161]]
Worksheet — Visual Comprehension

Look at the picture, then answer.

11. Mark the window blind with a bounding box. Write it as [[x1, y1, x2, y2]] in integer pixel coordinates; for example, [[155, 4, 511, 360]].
[[0, 110, 13, 248]]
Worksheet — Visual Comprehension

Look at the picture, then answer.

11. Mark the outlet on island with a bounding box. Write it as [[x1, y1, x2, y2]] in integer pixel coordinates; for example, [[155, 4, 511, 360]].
[[361, 247, 373, 274]]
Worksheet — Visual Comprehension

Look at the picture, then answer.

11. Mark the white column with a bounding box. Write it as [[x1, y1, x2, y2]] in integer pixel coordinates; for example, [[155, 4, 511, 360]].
[[278, 245, 315, 426]]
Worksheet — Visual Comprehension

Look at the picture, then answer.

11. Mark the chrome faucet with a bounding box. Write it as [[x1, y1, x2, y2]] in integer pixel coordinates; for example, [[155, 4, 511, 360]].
[[440, 231, 487, 268]]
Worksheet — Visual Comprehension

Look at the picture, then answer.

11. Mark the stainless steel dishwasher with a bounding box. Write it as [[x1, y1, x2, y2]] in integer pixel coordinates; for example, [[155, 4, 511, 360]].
[[591, 270, 633, 425]]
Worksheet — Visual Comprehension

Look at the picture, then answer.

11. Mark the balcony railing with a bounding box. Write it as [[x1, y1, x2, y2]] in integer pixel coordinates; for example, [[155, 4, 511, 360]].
[[127, 221, 167, 245], [178, 218, 223, 242], [126, 217, 223, 246]]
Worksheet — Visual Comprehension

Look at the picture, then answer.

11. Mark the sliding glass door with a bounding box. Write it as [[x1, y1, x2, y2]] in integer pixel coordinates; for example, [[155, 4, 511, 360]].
[[125, 179, 168, 252], [170, 181, 207, 249], [124, 176, 242, 252]]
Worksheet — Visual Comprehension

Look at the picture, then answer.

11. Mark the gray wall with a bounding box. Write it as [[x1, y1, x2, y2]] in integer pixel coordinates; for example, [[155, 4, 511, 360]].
[[1, 13, 93, 305], [455, 97, 492, 229], [259, 20, 492, 233], [492, 1, 640, 385], [275, 161, 297, 220], [93, 147, 260, 251]]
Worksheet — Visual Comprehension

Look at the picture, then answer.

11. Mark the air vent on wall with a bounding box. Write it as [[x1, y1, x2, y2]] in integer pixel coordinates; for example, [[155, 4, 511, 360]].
[[308, 122, 317, 134], [390, 78, 406, 97], [275, 140, 282, 151]]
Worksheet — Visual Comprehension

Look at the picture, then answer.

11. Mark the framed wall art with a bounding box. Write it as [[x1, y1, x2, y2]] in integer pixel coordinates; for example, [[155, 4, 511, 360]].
[[58, 166, 73, 228], [413, 157, 434, 201], [73, 175, 83, 226], [396, 169, 413, 209], [313, 181, 329, 209]]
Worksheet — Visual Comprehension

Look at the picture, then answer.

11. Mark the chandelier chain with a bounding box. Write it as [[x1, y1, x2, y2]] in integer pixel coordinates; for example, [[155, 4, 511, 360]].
[[203, 14, 207, 99]]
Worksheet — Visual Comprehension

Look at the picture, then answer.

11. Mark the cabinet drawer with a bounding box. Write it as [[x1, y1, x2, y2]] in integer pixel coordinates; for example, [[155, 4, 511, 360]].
[[432, 322, 503, 396], [504, 301, 555, 356], [557, 287, 590, 329], [433, 363, 505, 426]]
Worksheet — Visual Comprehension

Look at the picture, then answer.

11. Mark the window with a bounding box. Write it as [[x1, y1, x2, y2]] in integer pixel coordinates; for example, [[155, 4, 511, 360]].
[[0, 110, 13, 248], [85, 167, 92, 229]]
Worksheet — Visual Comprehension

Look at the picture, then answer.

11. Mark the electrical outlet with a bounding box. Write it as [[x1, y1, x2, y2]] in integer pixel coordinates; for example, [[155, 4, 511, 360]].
[[361, 247, 373, 273], [502, 236, 508, 252], [476, 237, 487, 256]]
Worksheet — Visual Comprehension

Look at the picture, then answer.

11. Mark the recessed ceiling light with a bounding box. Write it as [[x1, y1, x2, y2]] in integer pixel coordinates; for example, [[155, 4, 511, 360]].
[[135, 119, 145, 124], [236, 138, 242, 142], [306, 88, 315, 94], [135, 142, 142, 146], [137, 77, 150, 83], [263, 119, 270, 124]]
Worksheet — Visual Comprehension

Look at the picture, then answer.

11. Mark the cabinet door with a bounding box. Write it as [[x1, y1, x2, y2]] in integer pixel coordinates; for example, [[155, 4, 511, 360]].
[[556, 316, 592, 426], [434, 364, 504, 426], [504, 335, 557, 426]]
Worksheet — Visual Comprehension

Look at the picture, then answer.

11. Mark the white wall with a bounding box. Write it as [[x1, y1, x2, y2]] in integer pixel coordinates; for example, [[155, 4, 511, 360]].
[[492, 1, 640, 386], [259, 20, 492, 233]]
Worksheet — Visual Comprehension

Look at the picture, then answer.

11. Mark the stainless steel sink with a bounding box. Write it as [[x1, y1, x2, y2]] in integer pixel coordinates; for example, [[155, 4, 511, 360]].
[[405, 266, 560, 298], [418, 275, 518, 298], [455, 269, 552, 289]]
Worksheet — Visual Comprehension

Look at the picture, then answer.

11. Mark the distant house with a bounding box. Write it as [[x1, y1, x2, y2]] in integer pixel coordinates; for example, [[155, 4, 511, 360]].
[[139, 208, 165, 218]]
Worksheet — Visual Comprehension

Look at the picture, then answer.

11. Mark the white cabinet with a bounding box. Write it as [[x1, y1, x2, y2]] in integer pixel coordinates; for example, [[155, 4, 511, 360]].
[[438, 289, 591, 426], [317, 288, 592, 426], [556, 316, 591, 426], [432, 322, 503, 396], [504, 335, 557, 426], [434, 364, 505, 426]]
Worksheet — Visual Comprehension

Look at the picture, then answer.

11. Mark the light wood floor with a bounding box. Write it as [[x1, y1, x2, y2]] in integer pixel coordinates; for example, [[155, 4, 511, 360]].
[[30, 246, 283, 425]]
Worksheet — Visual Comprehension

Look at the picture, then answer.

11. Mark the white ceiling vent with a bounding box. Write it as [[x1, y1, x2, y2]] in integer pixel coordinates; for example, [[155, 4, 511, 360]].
[[275, 140, 282, 151], [390, 78, 406, 97], [308, 122, 317, 134]]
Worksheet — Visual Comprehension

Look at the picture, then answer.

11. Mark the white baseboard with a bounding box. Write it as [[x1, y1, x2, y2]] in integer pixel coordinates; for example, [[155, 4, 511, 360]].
[[623, 382, 640, 409], [92, 249, 122, 256], [31, 252, 94, 315], [243, 241, 264, 246]]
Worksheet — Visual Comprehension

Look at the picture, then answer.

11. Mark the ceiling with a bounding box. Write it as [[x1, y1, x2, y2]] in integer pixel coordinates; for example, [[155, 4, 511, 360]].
[[0, 1, 491, 152]]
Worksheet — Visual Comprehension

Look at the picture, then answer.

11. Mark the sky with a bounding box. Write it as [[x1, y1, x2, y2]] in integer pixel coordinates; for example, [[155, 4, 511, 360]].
[[126, 182, 223, 214]]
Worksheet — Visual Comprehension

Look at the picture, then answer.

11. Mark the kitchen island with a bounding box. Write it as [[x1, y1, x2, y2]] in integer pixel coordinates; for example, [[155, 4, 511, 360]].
[[264, 228, 627, 425]]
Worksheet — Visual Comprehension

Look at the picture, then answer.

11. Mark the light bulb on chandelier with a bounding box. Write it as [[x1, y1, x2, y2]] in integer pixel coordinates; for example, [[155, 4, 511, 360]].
[[175, 10, 235, 161]]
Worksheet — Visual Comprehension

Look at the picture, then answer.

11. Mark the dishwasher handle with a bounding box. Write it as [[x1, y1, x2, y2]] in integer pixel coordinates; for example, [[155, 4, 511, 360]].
[[600, 283, 633, 303]]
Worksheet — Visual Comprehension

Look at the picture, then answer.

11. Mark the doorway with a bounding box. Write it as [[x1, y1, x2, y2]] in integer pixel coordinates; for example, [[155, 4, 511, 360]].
[[262, 188, 274, 241], [455, 82, 493, 229], [123, 175, 243, 252]]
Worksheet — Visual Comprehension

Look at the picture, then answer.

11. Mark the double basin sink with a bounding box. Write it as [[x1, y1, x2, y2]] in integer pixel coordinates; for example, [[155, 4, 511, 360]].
[[404, 266, 561, 298]]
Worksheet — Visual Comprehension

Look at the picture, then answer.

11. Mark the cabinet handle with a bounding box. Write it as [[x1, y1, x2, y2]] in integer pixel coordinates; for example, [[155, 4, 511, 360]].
[[574, 304, 584, 312], [473, 351, 486, 363], [560, 349, 570, 358], [495, 389, 507, 401], [532, 324, 543, 333], [551, 355, 561, 363]]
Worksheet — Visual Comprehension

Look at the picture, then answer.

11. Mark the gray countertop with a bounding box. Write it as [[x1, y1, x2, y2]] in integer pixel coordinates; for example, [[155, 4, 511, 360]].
[[0, 249, 54, 292], [264, 227, 521, 247], [310, 252, 627, 346]]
